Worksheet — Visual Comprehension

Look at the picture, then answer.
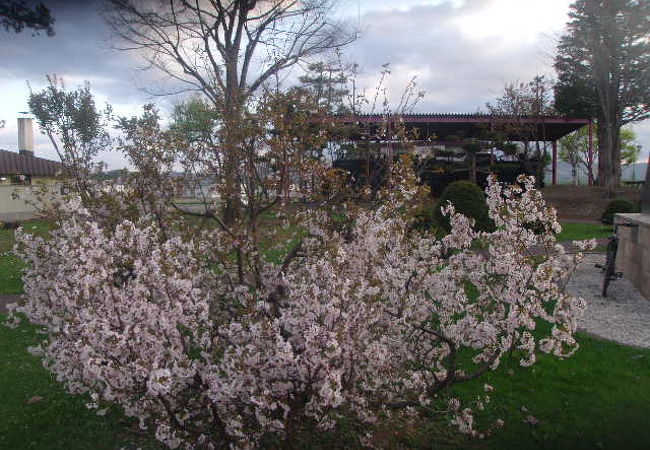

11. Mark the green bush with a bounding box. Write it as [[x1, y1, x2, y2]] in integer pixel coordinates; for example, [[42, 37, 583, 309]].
[[411, 199, 438, 233], [433, 181, 495, 233], [601, 198, 639, 224]]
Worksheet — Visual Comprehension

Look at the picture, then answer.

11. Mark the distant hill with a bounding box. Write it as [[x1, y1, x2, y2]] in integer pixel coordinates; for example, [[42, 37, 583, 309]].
[[546, 161, 648, 185], [98, 169, 129, 180]]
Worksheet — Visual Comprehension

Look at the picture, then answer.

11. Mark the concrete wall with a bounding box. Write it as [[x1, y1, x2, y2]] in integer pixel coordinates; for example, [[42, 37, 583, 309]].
[[0, 177, 59, 222], [616, 213, 650, 299]]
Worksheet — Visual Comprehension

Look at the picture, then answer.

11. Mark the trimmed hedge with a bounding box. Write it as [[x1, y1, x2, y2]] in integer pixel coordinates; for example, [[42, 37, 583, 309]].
[[433, 181, 495, 233], [601, 198, 639, 224]]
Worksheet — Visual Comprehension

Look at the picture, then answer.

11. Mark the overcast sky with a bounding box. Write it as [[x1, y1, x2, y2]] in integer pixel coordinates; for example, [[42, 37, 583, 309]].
[[0, 0, 648, 169]]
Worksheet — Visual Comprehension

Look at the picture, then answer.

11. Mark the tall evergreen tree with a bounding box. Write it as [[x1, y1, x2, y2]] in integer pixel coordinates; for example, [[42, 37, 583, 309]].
[[297, 60, 351, 114], [0, 0, 54, 36], [554, 0, 650, 196]]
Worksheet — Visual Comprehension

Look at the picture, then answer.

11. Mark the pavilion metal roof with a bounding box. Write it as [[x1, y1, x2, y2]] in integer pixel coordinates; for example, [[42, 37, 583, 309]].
[[328, 113, 591, 142]]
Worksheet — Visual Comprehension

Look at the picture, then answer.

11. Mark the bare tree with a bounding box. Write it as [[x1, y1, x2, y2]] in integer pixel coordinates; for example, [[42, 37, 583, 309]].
[[486, 76, 554, 187], [103, 0, 357, 223]]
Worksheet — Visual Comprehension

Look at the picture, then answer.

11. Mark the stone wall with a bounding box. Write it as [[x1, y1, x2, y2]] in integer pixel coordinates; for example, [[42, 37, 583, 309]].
[[616, 213, 650, 299]]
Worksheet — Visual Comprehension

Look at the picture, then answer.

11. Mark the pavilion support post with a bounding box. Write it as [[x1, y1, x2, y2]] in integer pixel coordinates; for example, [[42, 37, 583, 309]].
[[552, 140, 557, 186]]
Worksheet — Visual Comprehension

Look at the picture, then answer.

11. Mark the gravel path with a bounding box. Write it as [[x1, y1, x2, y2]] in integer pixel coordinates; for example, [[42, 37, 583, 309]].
[[566, 253, 650, 349]]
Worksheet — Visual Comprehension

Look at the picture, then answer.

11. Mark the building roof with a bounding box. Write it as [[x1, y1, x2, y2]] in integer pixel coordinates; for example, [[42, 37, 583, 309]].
[[328, 113, 591, 142], [0, 149, 61, 176]]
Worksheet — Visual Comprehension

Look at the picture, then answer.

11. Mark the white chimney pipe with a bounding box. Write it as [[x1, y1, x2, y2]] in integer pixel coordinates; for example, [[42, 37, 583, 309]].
[[17, 117, 35, 157]]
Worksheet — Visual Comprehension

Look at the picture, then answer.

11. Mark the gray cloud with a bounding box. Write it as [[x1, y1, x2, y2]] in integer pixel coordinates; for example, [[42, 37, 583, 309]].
[[340, 0, 649, 158], [0, 0, 647, 167], [0, 2, 146, 104], [344, 0, 561, 112]]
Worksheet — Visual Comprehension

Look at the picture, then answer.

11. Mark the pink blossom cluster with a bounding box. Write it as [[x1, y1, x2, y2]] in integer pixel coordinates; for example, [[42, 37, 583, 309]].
[[8, 176, 588, 448]]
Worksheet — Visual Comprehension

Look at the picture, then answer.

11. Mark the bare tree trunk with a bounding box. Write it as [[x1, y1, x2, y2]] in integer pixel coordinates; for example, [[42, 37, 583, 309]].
[[572, 166, 578, 186], [612, 126, 621, 188], [221, 63, 246, 225], [534, 140, 544, 188], [222, 134, 242, 224], [600, 116, 621, 198], [596, 118, 607, 188], [587, 121, 595, 186]]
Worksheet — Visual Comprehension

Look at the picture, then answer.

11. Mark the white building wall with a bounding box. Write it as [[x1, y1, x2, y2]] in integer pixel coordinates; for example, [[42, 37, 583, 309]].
[[0, 184, 59, 222]]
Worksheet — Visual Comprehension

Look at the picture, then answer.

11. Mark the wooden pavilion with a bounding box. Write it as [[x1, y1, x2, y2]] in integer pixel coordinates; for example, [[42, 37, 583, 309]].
[[327, 113, 593, 185]]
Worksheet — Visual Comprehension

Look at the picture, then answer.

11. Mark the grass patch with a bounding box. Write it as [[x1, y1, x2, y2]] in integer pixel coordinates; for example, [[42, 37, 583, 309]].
[[3, 316, 649, 449], [446, 333, 650, 450], [556, 222, 612, 242], [0, 220, 51, 295], [0, 255, 26, 294], [0, 315, 162, 450], [3, 217, 649, 448]]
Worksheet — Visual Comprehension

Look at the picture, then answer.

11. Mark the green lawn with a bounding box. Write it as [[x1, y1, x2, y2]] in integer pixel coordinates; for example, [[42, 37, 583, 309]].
[[2, 218, 649, 448], [556, 222, 612, 242], [0, 315, 162, 450], [0, 221, 51, 295], [450, 334, 650, 450]]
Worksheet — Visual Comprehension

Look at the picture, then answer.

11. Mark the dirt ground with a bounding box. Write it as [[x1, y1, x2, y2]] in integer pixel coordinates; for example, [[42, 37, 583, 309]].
[[541, 185, 642, 222]]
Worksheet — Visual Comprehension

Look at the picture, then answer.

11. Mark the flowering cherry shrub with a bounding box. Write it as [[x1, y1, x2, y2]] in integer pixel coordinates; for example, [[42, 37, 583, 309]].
[[8, 176, 590, 448]]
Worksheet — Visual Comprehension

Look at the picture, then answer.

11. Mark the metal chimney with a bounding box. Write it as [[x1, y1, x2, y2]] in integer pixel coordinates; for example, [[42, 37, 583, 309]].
[[17, 117, 35, 157]]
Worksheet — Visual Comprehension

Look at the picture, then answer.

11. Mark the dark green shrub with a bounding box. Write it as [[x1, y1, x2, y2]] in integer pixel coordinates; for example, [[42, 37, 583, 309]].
[[1, 221, 20, 230], [411, 199, 438, 233], [433, 181, 495, 233], [601, 198, 639, 224]]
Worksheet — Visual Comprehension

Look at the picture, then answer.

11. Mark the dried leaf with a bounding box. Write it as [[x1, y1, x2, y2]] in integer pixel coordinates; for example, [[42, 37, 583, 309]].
[[27, 396, 44, 404], [524, 415, 540, 426]]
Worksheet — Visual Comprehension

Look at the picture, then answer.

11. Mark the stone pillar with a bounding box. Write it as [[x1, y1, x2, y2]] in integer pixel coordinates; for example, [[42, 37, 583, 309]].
[[616, 213, 650, 299]]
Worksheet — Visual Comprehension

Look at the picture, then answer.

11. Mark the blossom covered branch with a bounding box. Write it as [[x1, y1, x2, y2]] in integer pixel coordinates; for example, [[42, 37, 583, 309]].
[[8, 175, 589, 448]]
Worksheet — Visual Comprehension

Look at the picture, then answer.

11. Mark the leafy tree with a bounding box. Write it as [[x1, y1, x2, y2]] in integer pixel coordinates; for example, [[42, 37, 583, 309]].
[[0, 0, 54, 35], [169, 96, 221, 176], [170, 96, 219, 142], [559, 125, 641, 185], [554, 0, 650, 195], [558, 126, 594, 185], [620, 128, 641, 168], [28, 75, 110, 201]]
